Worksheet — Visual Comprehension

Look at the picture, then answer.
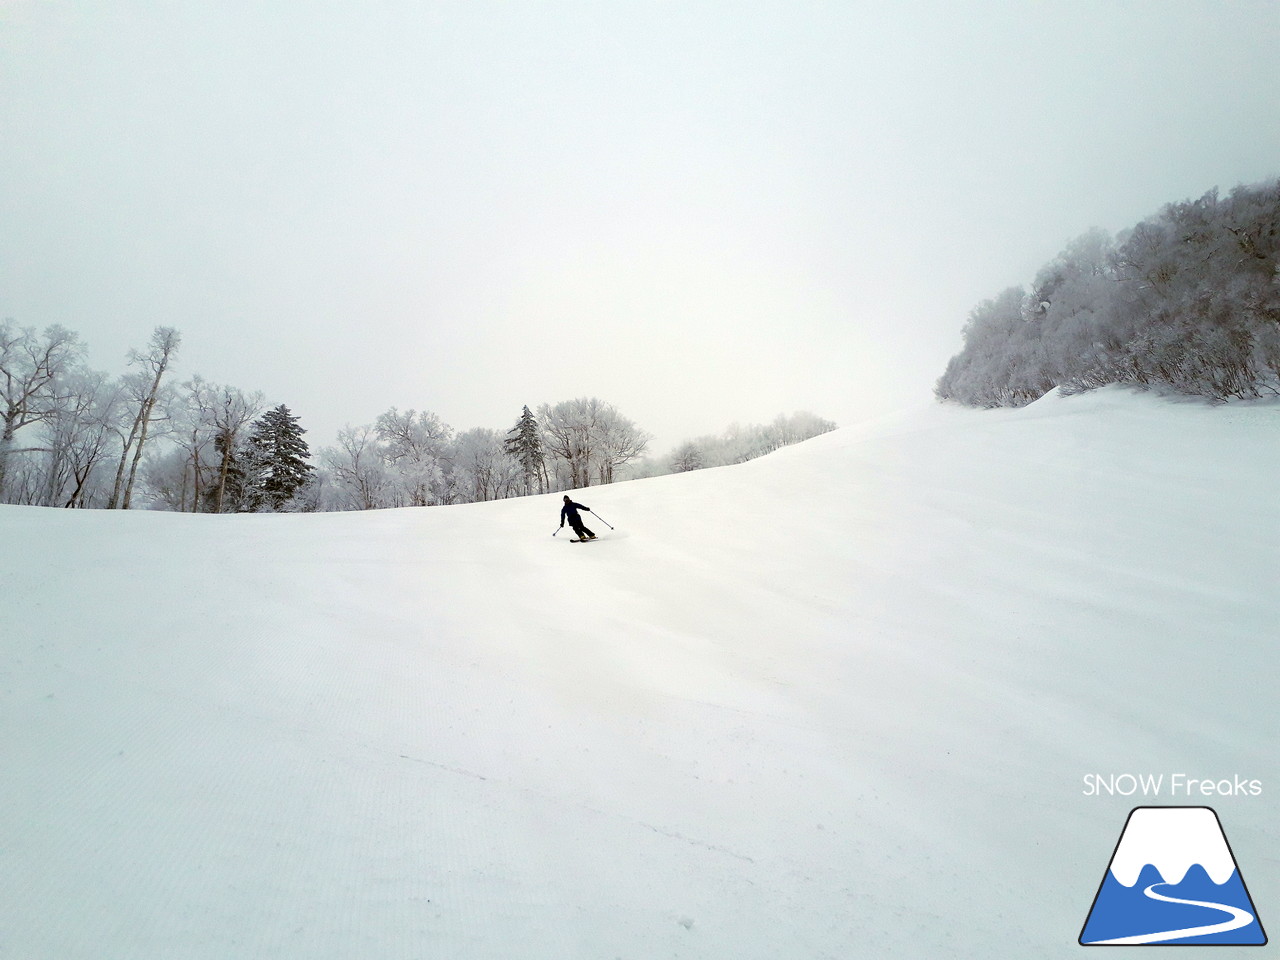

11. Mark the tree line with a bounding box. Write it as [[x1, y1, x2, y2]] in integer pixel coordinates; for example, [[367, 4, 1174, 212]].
[[0, 321, 834, 511], [662, 412, 837, 474], [317, 398, 650, 512], [0, 324, 313, 512], [936, 177, 1280, 407]]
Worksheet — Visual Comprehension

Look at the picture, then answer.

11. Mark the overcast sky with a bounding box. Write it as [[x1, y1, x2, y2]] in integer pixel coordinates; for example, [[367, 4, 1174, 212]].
[[3, 0, 1278, 454]]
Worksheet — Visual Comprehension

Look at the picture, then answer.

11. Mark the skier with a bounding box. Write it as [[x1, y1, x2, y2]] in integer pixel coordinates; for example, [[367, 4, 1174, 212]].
[[559, 495, 597, 541]]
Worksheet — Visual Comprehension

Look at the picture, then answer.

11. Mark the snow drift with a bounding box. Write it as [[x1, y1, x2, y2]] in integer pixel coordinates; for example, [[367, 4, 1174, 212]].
[[2, 386, 1277, 958]]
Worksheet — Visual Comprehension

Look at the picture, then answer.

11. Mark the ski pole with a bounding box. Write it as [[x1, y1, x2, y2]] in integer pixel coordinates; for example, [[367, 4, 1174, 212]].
[[588, 510, 614, 530]]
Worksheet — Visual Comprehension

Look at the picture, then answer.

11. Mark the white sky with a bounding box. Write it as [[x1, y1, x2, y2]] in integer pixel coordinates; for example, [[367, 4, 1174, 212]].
[[2, 0, 1278, 454]]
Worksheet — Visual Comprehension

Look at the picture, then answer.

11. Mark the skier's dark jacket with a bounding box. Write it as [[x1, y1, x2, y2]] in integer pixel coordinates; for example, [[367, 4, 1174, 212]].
[[560, 500, 589, 526]]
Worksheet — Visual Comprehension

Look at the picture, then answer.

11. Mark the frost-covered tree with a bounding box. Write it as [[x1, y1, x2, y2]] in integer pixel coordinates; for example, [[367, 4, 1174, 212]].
[[242, 404, 313, 511], [319, 425, 391, 511], [454, 427, 515, 503], [0, 366, 120, 507], [662, 412, 836, 474], [108, 326, 180, 509], [593, 406, 651, 484], [538, 397, 649, 489], [0, 322, 83, 502], [142, 445, 202, 512], [538, 397, 599, 488], [670, 440, 704, 472], [203, 433, 251, 513], [374, 408, 452, 506], [165, 377, 223, 512], [186, 378, 263, 513], [935, 287, 1053, 408], [504, 405, 547, 495], [43, 369, 122, 508], [937, 178, 1280, 406]]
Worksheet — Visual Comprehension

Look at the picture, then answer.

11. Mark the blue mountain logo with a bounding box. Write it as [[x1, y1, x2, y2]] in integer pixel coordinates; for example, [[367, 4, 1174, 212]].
[[1080, 806, 1266, 946]]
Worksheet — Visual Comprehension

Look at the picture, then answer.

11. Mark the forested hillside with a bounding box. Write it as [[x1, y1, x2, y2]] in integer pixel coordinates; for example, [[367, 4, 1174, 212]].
[[936, 179, 1280, 407], [0, 323, 832, 512]]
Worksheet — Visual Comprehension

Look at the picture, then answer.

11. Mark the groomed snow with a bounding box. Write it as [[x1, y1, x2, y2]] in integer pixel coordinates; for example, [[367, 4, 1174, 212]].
[[2, 386, 1276, 958]]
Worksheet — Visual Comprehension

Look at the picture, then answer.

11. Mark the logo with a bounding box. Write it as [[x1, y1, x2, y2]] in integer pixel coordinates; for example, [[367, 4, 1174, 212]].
[[1080, 807, 1266, 945]]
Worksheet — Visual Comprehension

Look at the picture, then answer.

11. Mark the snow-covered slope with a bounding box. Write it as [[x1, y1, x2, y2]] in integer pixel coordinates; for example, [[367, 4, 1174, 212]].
[[2, 387, 1277, 958]]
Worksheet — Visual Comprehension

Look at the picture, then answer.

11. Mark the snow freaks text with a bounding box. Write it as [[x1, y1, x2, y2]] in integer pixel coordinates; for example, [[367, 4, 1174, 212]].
[[1082, 774, 1263, 798]]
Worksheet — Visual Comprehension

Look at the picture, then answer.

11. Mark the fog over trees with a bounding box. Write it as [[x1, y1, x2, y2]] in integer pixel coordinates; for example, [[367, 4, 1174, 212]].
[[660, 412, 838, 476], [0, 320, 835, 512], [937, 178, 1280, 407]]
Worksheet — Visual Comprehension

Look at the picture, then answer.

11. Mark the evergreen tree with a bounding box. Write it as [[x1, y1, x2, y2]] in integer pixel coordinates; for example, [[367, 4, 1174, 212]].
[[504, 404, 546, 496], [244, 404, 313, 511]]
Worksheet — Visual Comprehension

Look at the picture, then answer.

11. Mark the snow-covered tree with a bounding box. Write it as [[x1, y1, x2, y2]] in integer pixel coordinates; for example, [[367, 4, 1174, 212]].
[[203, 432, 251, 513], [43, 369, 122, 508], [0, 322, 83, 503], [538, 397, 648, 489], [142, 445, 202, 512], [108, 326, 180, 509], [454, 427, 514, 503], [937, 178, 1280, 406], [670, 441, 704, 472], [374, 408, 452, 506], [243, 404, 313, 511], [538, 398, 599, 489], [165, 378, 224, 512], [186, 378, 263, 513], [504, 405, 547, 495], [661, 412, 836, 476], [934, 287, 1050, 408], [319, 425, 391, 511], [593, 406, 651, 484]]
